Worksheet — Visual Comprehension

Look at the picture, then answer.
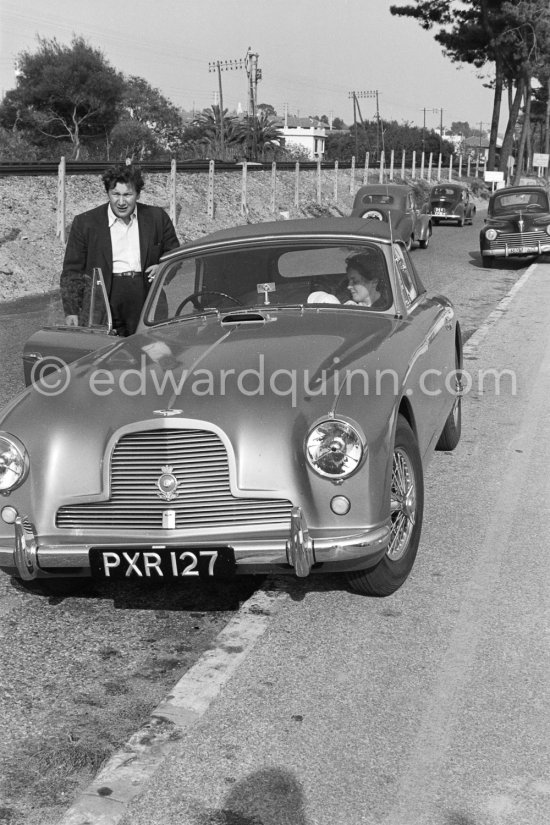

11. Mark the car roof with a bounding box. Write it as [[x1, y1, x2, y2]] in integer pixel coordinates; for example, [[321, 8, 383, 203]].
[[166, 217, 397, 257], [354, 183, 411, 195], [490, 185, 547, 198]]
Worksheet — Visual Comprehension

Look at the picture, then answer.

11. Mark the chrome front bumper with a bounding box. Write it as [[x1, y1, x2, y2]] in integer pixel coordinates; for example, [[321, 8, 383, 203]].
[[483, 240, 550, 258], [0, 506, 391, 580]]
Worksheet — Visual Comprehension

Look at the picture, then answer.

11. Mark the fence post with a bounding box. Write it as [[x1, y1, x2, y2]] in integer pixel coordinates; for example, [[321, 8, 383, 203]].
[[389, 149, 395, 181], [271, 161, 277, 212], [401, 150, 406, 179], [294, 162, 300, 208], [420, 151, 425, 179], [458, 154, 462, 178], [350, 156, 356, 193], [56, 156, 66, 244], [428, 153, 433, 182], [411, 150, 416, 179], [467, 156, 471, 177], [379, 151, 385, 183], [169, 158, 177, 224], [317, 159, 322, 203], [241, 161, 248, 215], [207, 160, 215, 218], [449, 153, 453, 181], [334, 160, 338, 201], [363, 153, 369, 185], [437, 153, 443, 180]]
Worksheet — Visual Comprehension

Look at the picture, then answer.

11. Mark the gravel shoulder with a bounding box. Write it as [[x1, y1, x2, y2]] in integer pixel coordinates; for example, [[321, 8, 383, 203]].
[[0, 169, 356, 304]]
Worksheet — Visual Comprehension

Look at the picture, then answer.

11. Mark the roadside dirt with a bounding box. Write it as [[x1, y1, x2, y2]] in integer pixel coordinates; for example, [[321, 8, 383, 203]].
[[0, 169, 357, 304]]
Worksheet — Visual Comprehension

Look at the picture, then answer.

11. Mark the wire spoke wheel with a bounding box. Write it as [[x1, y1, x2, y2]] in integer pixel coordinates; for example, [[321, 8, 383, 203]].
[[347, 415, 424, 597], [388, 447, 416, 561]]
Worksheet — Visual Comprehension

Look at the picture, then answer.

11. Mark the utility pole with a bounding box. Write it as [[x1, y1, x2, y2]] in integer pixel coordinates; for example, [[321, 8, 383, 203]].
[[245, 47, 261, 160], [364, 90, 382, 160], [432, 108, 443, 152], [208, 57, 245, 160], [348, 91, 369, 161]]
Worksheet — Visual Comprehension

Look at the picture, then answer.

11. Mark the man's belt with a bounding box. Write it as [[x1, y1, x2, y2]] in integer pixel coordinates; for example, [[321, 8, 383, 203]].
[[113, 270, 141, 277]]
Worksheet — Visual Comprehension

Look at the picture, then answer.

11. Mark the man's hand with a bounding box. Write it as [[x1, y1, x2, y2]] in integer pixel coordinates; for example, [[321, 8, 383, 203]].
[[145, 265, 159, 283], [65, 315, 79, 326]]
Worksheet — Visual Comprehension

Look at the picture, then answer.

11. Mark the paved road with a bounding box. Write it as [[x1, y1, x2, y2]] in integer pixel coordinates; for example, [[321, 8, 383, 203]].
[[58, 258, 550, 825]]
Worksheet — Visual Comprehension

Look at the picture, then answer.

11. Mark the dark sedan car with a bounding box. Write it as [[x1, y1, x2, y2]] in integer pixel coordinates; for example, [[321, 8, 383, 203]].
[[426, 183, 476, 226], [351, 183, 432, 250], [480, 185, 550, 267], [0, 218, 461, 597]]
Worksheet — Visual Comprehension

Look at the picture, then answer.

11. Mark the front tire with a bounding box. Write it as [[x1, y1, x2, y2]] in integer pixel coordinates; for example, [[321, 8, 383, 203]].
[[482, 255, 494, 268], [435, 355, 462, 451], [347, 415, 424, 597]]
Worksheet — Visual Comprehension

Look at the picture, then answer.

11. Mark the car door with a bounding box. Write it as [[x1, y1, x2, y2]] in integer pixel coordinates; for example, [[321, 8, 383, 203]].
[[392, 244, 455, 454], [23, 268, 118, 386]]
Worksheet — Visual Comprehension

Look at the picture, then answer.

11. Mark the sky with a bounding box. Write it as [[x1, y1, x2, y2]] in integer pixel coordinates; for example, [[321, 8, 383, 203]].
[[0, 0, 498, 134]]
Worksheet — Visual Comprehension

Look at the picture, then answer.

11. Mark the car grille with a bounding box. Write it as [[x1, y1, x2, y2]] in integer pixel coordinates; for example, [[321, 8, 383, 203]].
[[488, 230, 548, 248], [56, 428, 293, 531]]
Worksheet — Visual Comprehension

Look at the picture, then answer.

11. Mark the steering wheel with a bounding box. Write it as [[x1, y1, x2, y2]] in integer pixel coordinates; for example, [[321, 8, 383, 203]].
[[175, 290, 243, 315]]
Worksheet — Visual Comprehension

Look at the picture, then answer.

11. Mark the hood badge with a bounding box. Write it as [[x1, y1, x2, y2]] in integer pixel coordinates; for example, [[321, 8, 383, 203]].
[[156, 465, 179, 501], [154, 409, 182, 417], [518, 216, 525, 233]]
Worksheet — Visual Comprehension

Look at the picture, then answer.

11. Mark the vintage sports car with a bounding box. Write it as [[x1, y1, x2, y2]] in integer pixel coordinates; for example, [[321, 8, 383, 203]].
[[0, 218, 462, 596], [351, 183, 432, 250], [480, 184, 550, 267], [425, 183, 476, 226]]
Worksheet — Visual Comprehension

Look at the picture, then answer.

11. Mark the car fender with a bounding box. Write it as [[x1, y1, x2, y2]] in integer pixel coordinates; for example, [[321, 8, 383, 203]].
[[414, 214, 432, 241]]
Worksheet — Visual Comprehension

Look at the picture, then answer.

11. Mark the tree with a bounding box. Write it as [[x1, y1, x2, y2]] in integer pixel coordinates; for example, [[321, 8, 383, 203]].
[[0, 36, 125, 159], [120, 76, 183, 155], [390, 1, 550, 174]]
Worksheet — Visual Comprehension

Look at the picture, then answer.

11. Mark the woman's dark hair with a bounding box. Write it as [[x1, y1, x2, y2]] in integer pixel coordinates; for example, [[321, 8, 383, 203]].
[[101, 164, 145, 194], [345, 253, 378, 282]]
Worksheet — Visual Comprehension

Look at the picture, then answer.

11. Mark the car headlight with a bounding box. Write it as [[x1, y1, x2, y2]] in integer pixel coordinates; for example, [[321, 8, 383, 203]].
[[485, 228, 498, 241], [305, 419, 364, 479], [545, 224, 550, 236], [0, 433, 29, 492]]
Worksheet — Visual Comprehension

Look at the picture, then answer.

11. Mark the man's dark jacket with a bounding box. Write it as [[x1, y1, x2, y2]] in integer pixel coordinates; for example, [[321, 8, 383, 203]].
[[60, 202, 180, 316]]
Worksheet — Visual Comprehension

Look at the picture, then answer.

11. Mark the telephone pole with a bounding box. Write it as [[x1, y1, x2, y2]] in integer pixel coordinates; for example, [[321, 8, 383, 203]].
[[364, 90, 382, 160], [348, 91, 368, 161], [245, 47, 262, 159], [208, 57, 245, 160]]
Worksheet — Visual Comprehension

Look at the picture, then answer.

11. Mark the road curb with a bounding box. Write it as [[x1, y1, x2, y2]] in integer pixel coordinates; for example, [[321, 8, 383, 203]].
[[56, 579, 291, 825]]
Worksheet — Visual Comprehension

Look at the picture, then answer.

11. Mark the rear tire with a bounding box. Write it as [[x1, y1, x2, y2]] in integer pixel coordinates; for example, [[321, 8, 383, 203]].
[[347, 415, 424, 597]]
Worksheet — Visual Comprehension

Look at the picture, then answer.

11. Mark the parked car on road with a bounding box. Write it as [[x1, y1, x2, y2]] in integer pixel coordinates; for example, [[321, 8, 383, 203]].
[[425, 183, 476, 226], [351, 183, 433, 250], [0, 218, 461, 596], [480, 185, 550, 267]]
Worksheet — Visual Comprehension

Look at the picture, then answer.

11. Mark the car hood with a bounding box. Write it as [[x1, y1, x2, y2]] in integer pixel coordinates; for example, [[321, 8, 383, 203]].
[[2, 308, 409, 507], [484, 210, 550, 231]]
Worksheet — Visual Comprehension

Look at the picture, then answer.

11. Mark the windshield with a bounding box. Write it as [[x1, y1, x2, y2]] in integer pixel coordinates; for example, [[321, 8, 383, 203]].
[[492, 190, 549, 214], [146, 241, 394, 324]]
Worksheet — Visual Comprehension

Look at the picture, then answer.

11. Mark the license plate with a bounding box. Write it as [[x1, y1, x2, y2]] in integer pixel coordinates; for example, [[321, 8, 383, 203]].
[[508, 246, 536, 254], [89, 546, 236, 579], [434, 208, 446, 215]]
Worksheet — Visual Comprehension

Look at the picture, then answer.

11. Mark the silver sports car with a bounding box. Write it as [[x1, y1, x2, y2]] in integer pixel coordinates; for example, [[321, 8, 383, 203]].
[[0, 218, 462, 596]]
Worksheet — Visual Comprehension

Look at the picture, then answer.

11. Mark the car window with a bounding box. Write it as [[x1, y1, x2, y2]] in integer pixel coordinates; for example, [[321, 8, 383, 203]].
[[147, 241, 395, 322], [393, 245, 420, 309], [493, 190, 549, 213]]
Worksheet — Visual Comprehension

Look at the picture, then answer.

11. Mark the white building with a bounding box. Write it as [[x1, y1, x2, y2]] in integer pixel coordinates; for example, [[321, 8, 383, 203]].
[[279, 115, 326, 160]]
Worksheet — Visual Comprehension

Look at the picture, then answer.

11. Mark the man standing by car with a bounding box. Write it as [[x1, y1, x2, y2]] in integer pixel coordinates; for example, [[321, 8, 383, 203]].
[[60, 163, 180, 336]]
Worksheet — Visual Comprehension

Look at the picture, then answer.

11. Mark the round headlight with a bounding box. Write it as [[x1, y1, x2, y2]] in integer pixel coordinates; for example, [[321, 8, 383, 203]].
[[305, 419, 364, 479], [0, 434, 29, 492], [545, 224, 550, 236], [485, 228, 498, 241]]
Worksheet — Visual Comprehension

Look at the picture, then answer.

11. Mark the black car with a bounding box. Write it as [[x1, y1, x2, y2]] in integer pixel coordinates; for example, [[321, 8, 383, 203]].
[[426, 183, 476, 226], [480, 185, 550, 267]]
